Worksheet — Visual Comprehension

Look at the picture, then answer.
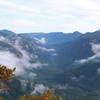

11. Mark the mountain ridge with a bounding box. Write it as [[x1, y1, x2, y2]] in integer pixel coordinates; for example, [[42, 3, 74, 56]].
[[1, 29, 100, 100]]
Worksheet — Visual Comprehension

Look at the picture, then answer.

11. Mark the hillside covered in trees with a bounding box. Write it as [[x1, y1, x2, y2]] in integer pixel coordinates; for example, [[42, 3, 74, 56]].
[[0, 65, 64, 100]]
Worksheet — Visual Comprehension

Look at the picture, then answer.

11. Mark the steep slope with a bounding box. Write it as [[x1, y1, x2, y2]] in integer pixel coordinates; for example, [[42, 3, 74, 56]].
[[53, 30, 100, 69]]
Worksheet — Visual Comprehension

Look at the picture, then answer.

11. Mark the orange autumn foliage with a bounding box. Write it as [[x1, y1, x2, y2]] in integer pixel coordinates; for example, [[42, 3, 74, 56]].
[[0, 64, 16, 99], [19, 90, 64, 100], [0, 64, 16, 82], [0, 97, 4, 100]]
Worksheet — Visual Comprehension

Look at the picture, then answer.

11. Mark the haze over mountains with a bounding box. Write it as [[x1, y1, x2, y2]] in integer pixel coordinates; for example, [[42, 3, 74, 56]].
[[1, 29, 100, 100]]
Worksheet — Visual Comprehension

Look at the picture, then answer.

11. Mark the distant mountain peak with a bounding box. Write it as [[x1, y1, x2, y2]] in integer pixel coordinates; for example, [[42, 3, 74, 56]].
[[73, 31, 81, 34], [0, 29, 15, 34], [94, 29, 100, 33], [48, 32, 64, 34]]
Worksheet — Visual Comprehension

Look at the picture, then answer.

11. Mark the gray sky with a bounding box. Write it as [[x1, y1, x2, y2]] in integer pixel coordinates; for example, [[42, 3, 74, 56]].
[[0, 0, 100, 33]]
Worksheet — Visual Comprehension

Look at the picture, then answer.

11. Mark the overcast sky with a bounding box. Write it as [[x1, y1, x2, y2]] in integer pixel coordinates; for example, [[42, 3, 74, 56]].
[[0, 0, 100, 33]]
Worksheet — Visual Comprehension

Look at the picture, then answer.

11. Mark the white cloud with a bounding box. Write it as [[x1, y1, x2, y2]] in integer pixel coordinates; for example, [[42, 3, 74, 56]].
[[97, 68, 100, 74], [0, 50, 44, 76], [34, 37, 47, 44], [0, 36, 5, 41], [91, 43, 100, 54], [0, 51, 18, 68], [10, 19, 39, 28], [0, 37, 48, 76], [14, 39, 48, 68], [47, 0, 100, 12], [8, 19, 40, 33], [75, 43, 100, 64], [32, 84, 49, 94], [71, 76, 78, 81], [0, 51, 24, 74], [0, 0, 100, 33], [44, 0, 100, 32], [54, 84, 68, 90], [0, 0, 40, 13], [38, 46, 55, 52], [52, 53, 57, 56]]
